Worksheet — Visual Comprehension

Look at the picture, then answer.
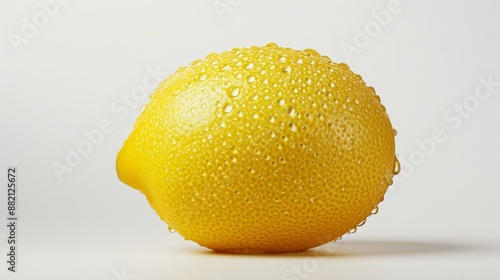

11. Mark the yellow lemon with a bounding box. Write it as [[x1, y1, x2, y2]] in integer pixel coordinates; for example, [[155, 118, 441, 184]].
[[116, 43, 399, 253]]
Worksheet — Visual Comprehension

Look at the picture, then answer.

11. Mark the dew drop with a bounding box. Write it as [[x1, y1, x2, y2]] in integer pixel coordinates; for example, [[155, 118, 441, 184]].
[[265, 42, 279, 48], [252, 94, 258, 100], [304, 49, 320, 56], [223, 104, 233, 113], [393, 129, 398, 136], [288, 122, 297, 132], [286, 106, 296, 116], [284, 211, 289, 216], [296, 59, 303, 64], [252, 113, 259, 119], [248, 76, 256, 83], [338, 63, 350, 70], [229, 87, 240, 98], [329, 82, 335, 88], [310, 197, 316, 203], [277, 98, 285, 106], [168, 226, 176, 233], [191, 59, 202, 66], [357, 219, 366, 227], [268, 116, 275, 123], [282, 66, 291, 73], [394, 157, 401, 175], [371, 206, 379, 215], [221, 65, 231, 71], [245, 63, 254, 70], [279, 56, 286, 63]]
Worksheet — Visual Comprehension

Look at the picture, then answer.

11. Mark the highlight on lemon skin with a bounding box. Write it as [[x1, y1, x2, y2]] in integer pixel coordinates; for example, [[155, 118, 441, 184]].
[[116, 43, 399, 253]]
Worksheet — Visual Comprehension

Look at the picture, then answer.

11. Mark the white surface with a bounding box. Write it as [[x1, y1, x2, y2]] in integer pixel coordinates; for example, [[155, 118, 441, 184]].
[[1, 0, 500, 279]]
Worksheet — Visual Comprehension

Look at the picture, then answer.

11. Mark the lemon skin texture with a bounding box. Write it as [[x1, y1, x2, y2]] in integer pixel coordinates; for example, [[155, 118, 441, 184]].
[[116, 43, 398, 253]]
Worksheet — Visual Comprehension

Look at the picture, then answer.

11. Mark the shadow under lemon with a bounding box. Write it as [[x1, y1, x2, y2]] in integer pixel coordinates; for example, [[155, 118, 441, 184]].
[[191, 240, 475, 258]]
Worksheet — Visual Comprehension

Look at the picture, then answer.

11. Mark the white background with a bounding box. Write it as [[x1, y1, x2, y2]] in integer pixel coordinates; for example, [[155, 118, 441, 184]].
[[1, 0, 500, 279]]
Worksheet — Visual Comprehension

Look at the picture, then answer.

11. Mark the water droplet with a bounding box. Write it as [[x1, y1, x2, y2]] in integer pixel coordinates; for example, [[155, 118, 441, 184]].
[[282, 66, 291, 73], [248, 76, 256, 83], [306, 78, 312, 85], [234, 189, 239, 194], [288, 122, 297, 132], [140, 104, 146, 112], [223, 104, 233, 113], [221, 65, 231, 71], [371, 206, 379, 215], [229, 87, 240, 98], [252, 94, 258, 100], [301, 126, 308, 131], [220, 122, 226, 128], [338, 63, 350, 70], [296, 59, 303, 64], [303, 49, 320, 56], [393, 129, 397, 136], [265, 42, 279, 48], [310, 197, 316, 203], [394, 157, 401, 175], [168, 226, 176, 233], [279, 56, 286, 63], [357, 158, 363, 165], [286, 106, 296, 116], [349, 227, 357, 234], [357, 220, 366, 227], [191, 59, 202, 66], [269, 131, 276, 138], [329, 82, 335, 88], [245, 63, 254, 70], [268, 116, 275, 123], [277, 99, 285, 106], [199, 74, 207, 80]]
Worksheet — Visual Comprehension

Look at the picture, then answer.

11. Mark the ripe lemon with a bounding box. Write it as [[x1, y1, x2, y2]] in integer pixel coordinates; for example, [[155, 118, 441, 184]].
[[116, 43, 399, 253]]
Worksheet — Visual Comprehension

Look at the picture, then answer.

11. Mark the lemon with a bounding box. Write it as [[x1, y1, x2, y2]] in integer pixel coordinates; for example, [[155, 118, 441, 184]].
[[116, 43, 399, 253]]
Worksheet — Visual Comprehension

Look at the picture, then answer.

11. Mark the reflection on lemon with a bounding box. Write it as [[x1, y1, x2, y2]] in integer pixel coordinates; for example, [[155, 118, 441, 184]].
[[116, 43, 398, 253]]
